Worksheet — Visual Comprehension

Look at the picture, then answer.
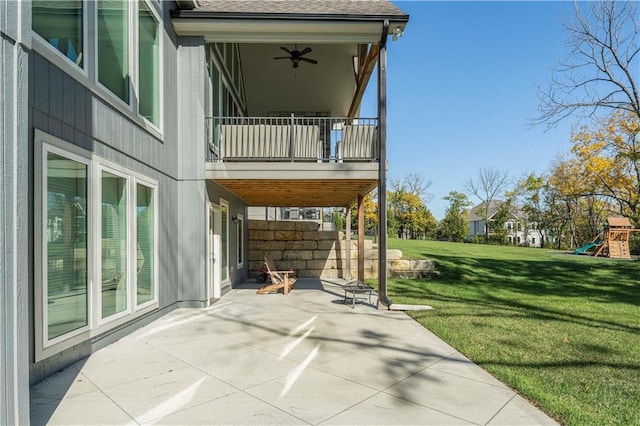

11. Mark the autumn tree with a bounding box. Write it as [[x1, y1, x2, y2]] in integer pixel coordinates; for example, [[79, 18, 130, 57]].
[[436, 191, 471, 242], [571, 111, 640, 225], [465, 167, 511, 242], [536, 0, 639, 127]]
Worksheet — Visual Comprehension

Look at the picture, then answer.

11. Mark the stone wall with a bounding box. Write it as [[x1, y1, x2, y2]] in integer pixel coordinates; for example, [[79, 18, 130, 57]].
[[248, 220, 411, 280]]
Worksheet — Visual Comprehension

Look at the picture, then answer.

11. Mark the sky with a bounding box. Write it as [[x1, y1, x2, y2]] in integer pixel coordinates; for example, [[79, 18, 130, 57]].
[[361, 1, 580, 220]]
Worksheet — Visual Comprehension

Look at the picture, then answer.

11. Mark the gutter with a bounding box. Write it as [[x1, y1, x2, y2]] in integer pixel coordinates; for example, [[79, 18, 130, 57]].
[[171, 9, 409, 23]]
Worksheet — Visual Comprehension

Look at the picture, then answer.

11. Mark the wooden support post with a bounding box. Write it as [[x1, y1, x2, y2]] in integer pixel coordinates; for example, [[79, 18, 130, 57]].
[[345, 207, 352, 280], [358, 194, 365, 282]]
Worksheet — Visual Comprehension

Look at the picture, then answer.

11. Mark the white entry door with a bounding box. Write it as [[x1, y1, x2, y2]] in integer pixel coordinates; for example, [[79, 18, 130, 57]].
[[207, 204, 222, 302]]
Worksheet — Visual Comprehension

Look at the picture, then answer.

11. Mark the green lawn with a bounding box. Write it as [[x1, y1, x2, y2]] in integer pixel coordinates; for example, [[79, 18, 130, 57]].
[[385, 239, 640, 426]]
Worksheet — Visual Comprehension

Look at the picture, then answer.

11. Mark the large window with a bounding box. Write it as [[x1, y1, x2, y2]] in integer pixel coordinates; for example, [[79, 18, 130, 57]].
[[32, 0, 84, 67], [98, 0, 129, 103], [136, 184, 155, 305], [38, 132, 158, 359], [46, 152, 89, 340], [139, 1, 160, 126], [101, 170, 128, 319], [32, 1, 161, 128]]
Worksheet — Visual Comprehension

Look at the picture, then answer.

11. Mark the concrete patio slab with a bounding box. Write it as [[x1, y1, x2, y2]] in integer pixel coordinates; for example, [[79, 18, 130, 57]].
[[30, 279, 559, 425]]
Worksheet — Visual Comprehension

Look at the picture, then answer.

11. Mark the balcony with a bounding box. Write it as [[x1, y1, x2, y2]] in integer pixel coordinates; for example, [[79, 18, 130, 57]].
[[205, 116, 381, 207], [206, 116, 378, 163]]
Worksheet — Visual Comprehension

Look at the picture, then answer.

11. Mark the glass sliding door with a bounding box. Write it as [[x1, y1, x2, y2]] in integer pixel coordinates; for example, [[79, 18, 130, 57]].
[[101, 171, 128, 318], [136, 183, 155, 305], [46, 152, 89, 340]]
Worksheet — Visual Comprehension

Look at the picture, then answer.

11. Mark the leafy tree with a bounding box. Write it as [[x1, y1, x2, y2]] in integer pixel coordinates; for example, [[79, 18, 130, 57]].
[[536, 0, 639, 127], [489, 196, 513, 245], [436, 191, 471, 242], [465, 167, 511, 242], [571, 111, 640, 225], [517, 173, 550, 248]]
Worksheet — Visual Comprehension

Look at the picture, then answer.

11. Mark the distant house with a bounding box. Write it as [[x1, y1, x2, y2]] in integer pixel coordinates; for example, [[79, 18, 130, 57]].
[[467, 201, 549, 247]]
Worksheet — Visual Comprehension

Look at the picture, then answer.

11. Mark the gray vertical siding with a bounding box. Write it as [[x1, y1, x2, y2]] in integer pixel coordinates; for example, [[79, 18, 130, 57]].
[[1, 0, 31, 423], [24, 0, 248, 387]]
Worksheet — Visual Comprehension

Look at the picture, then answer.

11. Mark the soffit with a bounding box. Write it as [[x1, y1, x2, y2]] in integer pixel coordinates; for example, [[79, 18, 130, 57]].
[[210, 179, 377, 207]]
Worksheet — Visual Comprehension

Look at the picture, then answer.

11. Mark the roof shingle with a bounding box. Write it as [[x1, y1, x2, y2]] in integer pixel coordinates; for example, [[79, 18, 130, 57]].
[[192, 0, 407, 17]]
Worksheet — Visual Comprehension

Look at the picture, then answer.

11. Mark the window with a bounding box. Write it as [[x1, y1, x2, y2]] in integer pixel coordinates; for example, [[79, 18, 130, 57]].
[[32, 0, 84, 67], [98, 0, 129, 103], [37, 131, 158, 359], [139, 1, 160, 125], [46, 151, 89, 340], [136, 183, 155, 305], [221, 202, 229, 282], [236, 214, 244, 268], [101, 170, 128, 319], [32, 1, 162, 129]]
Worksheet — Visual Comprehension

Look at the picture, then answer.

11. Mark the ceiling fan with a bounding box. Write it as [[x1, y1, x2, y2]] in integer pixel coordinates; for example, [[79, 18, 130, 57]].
[[273, 45, 318, 68]]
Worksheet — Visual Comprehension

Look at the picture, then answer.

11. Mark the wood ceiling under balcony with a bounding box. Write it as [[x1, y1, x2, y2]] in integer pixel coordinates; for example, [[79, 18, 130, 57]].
[[212, 178, 377, 207]]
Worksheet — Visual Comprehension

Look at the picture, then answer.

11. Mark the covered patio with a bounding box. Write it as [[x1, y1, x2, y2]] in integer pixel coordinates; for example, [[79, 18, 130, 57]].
[[31, 280, 557, 425]]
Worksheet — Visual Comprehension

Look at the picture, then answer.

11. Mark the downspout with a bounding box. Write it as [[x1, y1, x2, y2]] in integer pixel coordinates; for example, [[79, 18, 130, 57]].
[[377, 20, 392, 309]]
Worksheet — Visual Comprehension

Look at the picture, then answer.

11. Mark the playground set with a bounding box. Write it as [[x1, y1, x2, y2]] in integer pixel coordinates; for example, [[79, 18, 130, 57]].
[[573, 217, 639, 259]]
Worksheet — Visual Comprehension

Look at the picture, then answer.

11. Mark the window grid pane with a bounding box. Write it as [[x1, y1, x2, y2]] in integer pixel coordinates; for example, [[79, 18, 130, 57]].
[[139, 1, 160, 125], [98, 0, 129, 103], [46, 152, 88, 339], [101, 171, 128, 318], [136, 184, 155, 305], [33, 0, 84, 67]]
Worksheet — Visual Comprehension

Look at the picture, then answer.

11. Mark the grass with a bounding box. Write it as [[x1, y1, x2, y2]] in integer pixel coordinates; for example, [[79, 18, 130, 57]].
[[385, 239, 640, 426]]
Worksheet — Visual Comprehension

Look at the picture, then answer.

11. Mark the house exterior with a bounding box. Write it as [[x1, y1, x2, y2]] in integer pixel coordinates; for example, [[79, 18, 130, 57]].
[[0, 0, 408, 421], [467, 200, 549, 247]]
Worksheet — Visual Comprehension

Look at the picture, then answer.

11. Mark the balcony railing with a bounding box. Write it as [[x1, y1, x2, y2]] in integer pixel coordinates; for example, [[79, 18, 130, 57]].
[[206, 116, 378, 163]]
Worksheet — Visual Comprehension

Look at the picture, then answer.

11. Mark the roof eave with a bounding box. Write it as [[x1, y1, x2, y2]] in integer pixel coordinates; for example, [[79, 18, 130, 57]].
[[171, 11, 408, 43]]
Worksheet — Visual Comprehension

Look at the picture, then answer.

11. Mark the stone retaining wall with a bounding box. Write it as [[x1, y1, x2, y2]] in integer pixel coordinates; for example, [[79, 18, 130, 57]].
[[248, 220, 437, 280]]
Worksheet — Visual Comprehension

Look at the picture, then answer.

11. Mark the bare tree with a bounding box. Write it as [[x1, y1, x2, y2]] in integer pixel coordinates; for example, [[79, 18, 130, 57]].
[[390, 173, 432, 202], [465, 167, 511, 242], [535, 0, 639, 128]]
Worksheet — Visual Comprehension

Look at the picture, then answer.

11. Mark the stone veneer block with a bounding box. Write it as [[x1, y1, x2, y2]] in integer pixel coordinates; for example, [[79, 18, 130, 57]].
[[316, 240, 336, 250], [388, 259, 411, 271], [261, 241, 287, 250], [318, 250, 340, 260], [283, 250, 314, 260], [274, 230, 303, 241], [386, 249, 403, 260], [297, 269, 324, 278], [303, 231, 319, 240], [296, 221, 320, 231], [252, 230, 274, 241], [263, 250, 283, 261], [286, 241, 317, 250], [365, 250, 379, 260], [410, 259, 435, 271], [269, 221, 296, 231], [317, 231, 340, 240], [248, 220, 268, 230]]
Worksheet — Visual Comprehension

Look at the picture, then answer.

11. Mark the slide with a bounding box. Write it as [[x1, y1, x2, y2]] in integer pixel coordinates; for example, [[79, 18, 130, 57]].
[[573, 241, 602, 255]]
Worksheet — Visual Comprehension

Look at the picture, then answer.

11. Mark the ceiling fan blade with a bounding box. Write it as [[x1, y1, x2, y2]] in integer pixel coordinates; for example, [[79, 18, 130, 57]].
[[280, 46, 292, 55], [299, 47, 312, 56], [273, 56, 290, 59], [300, 57, 318, 64]]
